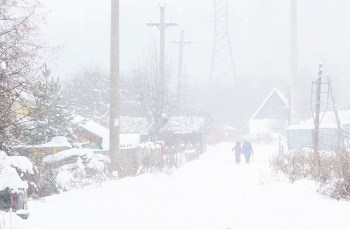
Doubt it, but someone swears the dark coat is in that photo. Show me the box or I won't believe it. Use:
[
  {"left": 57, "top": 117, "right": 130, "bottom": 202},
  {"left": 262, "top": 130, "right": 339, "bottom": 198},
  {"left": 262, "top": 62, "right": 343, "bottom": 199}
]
[
  {"left": 242, "top": 141, "right": 254, "bottom": 156},
  {"left": 232, "top": 142, "right": 242, "bottom": 162}
]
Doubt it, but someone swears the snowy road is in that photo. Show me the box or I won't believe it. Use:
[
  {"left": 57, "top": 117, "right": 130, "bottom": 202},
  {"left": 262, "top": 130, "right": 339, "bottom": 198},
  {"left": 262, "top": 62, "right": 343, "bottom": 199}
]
[{"left": 5, "top": 142, "right": 350, "bottom": 229}]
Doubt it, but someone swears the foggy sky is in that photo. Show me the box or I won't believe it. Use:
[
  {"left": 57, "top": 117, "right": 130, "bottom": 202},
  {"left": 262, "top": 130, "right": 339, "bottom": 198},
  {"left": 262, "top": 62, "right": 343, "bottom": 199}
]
[{"left": 40, "top": 0, "right": 350, "bottom": 108}]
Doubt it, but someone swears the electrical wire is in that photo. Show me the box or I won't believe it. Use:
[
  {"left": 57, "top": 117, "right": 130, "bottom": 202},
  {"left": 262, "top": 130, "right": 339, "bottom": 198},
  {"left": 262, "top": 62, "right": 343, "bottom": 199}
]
[{"left": 138, "top": 0, "right": 149, "bottom": 21}]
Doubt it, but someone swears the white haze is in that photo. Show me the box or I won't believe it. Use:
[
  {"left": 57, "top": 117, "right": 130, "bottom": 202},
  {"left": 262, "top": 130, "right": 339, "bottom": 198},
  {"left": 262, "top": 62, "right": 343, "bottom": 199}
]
[{"left": 40, "top": 0, "right": 350, "bottom": 108}]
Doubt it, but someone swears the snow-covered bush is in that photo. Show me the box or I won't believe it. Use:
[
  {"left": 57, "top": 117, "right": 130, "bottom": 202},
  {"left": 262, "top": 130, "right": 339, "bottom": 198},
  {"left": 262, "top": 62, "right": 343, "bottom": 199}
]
[
  {"left": 117, "top": 142, "right": 163, "bottom": 177},
  {"left": 270, "top": 148, "right": 350, "bottom": 200},
  {"left": 137, "top": 142, "right": 163, "bottom": 175},
  {"left": 28, "top": 148, "right": 110, "bottom": 197},
  {"left": 270, "top": 148, "right": 312, "bottom": 183}
]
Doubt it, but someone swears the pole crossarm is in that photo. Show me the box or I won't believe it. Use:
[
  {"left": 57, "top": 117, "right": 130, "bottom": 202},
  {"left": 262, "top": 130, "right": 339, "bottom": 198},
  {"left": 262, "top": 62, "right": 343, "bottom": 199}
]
[
  {"left": 147, "top": 22, "right": 178, "bottom": 29},
  {"left": 147, "top": 5, "right": 178, "bottom": 110},
  {"left": 171, "top": 40, "right": 193, "bottom": 45},
  {"left": 171, "top": 28, "right": 193, "bottom": 103}
]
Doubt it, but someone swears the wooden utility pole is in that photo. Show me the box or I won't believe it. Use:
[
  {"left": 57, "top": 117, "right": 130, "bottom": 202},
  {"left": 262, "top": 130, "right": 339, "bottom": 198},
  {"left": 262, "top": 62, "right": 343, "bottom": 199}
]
[
  {"left": 290, "top": 0, "right": 299, "bottom": 124},
  {"left": 182, "top": 64, "right": 191, "bottom": 90},
  {"left": 172, "top": 28, "right": 193, "bottom": 102},
  {"left": 109, "top": 0, "right": 120, "bottom": 175},
  {"left": 147, "top": 5, "right": 178, "bottom": 103},
  {"left": 326, "top": 74, "right": 345, "bottom": 150},
  {"left": 313, "top": 64, "right": 322, "bottom": 153}
]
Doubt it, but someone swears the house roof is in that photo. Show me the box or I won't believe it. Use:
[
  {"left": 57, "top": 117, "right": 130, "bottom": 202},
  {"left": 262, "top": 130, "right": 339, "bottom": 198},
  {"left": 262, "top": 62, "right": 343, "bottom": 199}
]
[
  {"left": 248, "top": 88, "right": 289, "bottom": 125},
  {"left": 305, "top": 109, "right": 350, "bottom": 126},
  {"left": 72, "top": 115, "right": 143, "bottom": 150},
  {"left": 120, "top": 116, "right": 205, "bottom": 134},
  {"left": 24, "top": 136, "right": 72, "bottom": 150},
  {"left": 71, "top": 115, "right": 206, "bottom": 150},
  {"left": 162, "top": 116, "right": 206, "bottom": 133},
  {"left": 72, "top": 115, "right": 110, "bottom": 150}
]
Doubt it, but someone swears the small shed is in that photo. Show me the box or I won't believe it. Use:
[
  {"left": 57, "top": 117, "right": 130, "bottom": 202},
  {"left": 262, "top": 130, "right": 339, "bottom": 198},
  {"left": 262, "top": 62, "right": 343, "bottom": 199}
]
[
  {"left": 288, "top": 110, "right": 350, "bottom": 150},
  {"left": 71, "top": 115, "right": 143, "bottom": 153},
  {"left": 71, "top": 115, "right": 109, "bottom": 151}
]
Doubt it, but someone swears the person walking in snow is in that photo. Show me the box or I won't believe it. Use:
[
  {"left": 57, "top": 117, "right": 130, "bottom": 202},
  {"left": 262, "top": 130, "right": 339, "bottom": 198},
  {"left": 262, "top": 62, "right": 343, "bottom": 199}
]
[
  {"left": 232, "top": 141, "right": 242, "bottom": 165},
  {"left": 242, "top": 140, "right": 254, "bottom": 164}
]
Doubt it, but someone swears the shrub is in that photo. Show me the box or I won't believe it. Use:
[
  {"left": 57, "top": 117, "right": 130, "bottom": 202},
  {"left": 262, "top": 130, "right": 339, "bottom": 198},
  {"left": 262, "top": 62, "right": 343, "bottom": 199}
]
[{"left": 270, "top": 148, "right": 350, "bottom": 200}]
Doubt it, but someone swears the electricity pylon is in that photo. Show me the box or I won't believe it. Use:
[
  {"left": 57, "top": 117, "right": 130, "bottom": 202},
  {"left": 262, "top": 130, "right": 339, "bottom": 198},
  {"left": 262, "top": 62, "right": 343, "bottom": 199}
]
[
  {"left": 202, "top": 0, "right": 239, "bottom": 127},
  {"left": 209, "top": 0, "right": 236, "bottom": 83}
]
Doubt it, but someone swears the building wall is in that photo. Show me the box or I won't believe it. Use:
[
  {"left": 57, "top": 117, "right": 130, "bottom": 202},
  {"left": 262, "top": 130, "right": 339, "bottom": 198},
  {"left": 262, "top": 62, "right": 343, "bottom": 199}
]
[{"left": 73, "top": 129, "right": 103, "bottom": 150}]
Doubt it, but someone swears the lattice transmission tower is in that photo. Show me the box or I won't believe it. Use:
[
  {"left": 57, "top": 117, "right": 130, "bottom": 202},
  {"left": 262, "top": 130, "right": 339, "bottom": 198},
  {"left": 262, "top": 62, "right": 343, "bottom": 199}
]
[{"left": 210, "top": 0, "right": 236, "bottom": 83}]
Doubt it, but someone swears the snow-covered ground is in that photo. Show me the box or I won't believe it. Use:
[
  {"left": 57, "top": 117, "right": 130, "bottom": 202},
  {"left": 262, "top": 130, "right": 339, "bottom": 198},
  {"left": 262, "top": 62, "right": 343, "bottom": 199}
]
[{"left": 3, "top": 142, "right": 350, "bottom": 229}]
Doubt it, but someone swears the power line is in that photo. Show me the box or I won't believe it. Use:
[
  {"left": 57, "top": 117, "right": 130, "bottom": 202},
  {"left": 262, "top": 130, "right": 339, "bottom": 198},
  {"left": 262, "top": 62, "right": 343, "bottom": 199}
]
[{"left": 138, "top": 0, "right": 149, "bottom": 21}]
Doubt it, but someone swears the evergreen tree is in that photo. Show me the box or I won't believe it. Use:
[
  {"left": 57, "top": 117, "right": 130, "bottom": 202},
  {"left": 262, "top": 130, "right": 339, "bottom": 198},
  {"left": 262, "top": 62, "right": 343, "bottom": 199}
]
[{"left": 25, "top": 66, "right": 74, "bottom": 145}]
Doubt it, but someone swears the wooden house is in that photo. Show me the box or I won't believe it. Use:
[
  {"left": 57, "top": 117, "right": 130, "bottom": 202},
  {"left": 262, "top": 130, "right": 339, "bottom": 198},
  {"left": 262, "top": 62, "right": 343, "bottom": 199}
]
[{"left": 248, "top": 88, "right": 289, "bottom": 140}]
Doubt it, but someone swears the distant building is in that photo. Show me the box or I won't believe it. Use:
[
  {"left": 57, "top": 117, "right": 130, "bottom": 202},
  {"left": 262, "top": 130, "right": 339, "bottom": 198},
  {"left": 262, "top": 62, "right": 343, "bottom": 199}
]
[
  {"left": 288, "top": 110, "right": 350, "bottom": 150},
  {"left": 24, "top": 136, "right": 72, "bottom": 163},
  {"left": 71, "top": 115, "right": 110, "bottom": 151},
  {"left": 71, "top": 115, "right": 142, "bottom": 153},
  {"left": 248, "top": 88, "right": 289, "bottom": 141},
  {"left": 70, "top": 115, "right": 207, "bottom": 175}
]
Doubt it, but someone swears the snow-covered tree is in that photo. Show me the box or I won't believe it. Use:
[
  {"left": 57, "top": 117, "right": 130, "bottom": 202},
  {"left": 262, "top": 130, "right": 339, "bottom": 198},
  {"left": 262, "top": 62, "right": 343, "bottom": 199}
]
[
  {"left": 61, "top": 65, "right": 109, "bottom": 127},
  {"left": 24, "top": 66, "right": 74, "bottom": 145}
]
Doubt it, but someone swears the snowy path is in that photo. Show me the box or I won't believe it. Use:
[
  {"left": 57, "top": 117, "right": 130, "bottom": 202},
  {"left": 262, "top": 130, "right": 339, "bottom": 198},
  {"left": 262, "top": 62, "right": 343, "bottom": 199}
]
[{"left": 6, "top": 142, "right": 350, "bottom": 229}]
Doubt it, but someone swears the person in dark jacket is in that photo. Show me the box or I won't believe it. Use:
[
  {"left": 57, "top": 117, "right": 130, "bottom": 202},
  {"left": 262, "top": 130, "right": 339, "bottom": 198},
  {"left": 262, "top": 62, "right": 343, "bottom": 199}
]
[
  {"left": 232, "top": 141, "right": 242, "bottom": 165},
  {"left": 242, "top": 140, "right": 254, "bottom": 164}
]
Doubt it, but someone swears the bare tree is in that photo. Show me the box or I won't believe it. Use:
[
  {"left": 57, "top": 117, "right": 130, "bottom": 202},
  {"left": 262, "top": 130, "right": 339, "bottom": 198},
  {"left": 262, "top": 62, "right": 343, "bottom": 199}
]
[
  {"left": 0, "top": 0, "right": 59, "bottom": 152},
  {"left": 61, "top": 65, "right": 110, "bottom": 127},
  {"left": 125, "top": 41, "right": 176, "bottom": 138}
]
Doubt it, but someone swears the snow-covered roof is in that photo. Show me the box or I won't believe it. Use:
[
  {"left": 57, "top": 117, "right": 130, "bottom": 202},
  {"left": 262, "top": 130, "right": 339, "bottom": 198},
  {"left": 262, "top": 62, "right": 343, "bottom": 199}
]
[
  {"left": 25, "top": 136, "right": 72, "bottom": 149},
  {"left": 120, "top": 133, "right": 140, "bottom": 149},
  {"left": 0, "top": 151, "right": 32, "bottom": 191},
  {"left": 120, "top": 116, "right": 148, "bottom": 134},
  {"left": 305, "top": 110, "right": 350, "bottom": 126},
  {"left": 120, "top": 116, "right": 205, "bottom": 134},
  {"left": 287, "top": 110, "right": 350, "bottom": 131},
  {"left": 287, "top": 123, "right": 338, "bottom": 130},
  {"left": 42, "top": 148, "right": 85, "bottom": 164},
  {"left": 72, "top": 115, "right": 144, "bottom": 150},
  {"left": 248, "top": 88, "right": 289, "bottom": 125},
  {"left": 72, "top": 115, "right": 110, "bottom": 150},
  {"left": 71, "top": 115, "right": 205, "bottom": 150},
  {"left": 162, "top": 116, "right": 205, "bottom": 133}
]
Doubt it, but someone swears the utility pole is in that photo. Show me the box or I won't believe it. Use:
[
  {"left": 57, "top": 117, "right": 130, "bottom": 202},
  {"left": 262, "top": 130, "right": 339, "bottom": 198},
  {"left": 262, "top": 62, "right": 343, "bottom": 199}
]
[
  {"left": 147, "top": 5, "right": 178, "bottom": 103},
  {"left": 326, "top": 74, "right": 345, "bottom": 150},
  {"left": 182, "top": 64, "right": 191, "bottom": 90},
  {"left": 172, "top": 28, "right": 193, "bottom": 103},
  {"left": 290, "top": 0, "right": 299, "bottom": 124},
  {"left": 313, "top": 64, "right": 322, "bottom": 154},
  {"left": 109, "top": 0, "right": 120, "bottom": 175}
]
